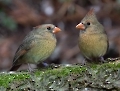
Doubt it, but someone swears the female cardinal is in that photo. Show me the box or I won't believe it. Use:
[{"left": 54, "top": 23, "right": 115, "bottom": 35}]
[
  {"left": 10, "top": 24, "right": 61, "bottom": 71},
  {"left": 76, "top": 9, "right": 108, "bottom": 62}
]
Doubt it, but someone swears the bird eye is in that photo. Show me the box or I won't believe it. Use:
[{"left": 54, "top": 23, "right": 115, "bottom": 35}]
[
  {"left": 47, "top": 26, "right": 51, "bottom": 30},
  {"left": 87, "top": 22, "right": 90, "bottom": 25}
]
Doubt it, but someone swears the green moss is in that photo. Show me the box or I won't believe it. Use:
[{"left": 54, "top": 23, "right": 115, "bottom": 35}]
[
  {"left": 39, "top": 65, "right": 86, "bottom": 77},
  {"left": 0, "top": 72, "right": 30, "bottom": 87},
  {"left": 0, "top": 61, "right": 120, "bottom": 90}
]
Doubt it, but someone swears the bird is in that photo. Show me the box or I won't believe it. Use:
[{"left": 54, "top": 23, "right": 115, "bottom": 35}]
[
  {"left": 10, "top": 24, "right": 61, "bottom": 71},
  {"left": 76, "top": 9, "right": 108, "bottom": 62}
]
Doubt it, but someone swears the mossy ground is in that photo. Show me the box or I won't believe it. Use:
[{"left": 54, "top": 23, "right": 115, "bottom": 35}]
[{"left": 0, "top": 60, "right": 120, "bottom": 91}]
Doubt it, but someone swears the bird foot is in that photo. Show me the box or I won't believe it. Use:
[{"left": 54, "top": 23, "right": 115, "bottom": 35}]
[
  {"left": 42, "top": 62, "right": 49, "bottom": 67},
  {"left": 27, "top": 64, "right": 35, "bottom": 72},
  {"left": 106, "top": 57, "right": 120, "bottom": 62}
]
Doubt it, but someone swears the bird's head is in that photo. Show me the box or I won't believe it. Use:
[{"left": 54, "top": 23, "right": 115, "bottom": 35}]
[
  {"left": 34, "top": 24, "right": 61, "bottom": 34},
  {"left": 76, "top": 9, "right": 104, "bottom": 34}
]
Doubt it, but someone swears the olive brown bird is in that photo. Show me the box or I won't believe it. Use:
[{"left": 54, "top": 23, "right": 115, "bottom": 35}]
[
  {"left": 10, "top": 24, "right": 61, "bottom": 71},
  {"left": 76, "top": 9, "right": 108, "bottom": 62}
]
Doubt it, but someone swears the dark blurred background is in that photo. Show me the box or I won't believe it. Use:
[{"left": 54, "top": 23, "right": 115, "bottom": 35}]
[{"left": 0, "top": 0, "right": 120, "bottom": 71}]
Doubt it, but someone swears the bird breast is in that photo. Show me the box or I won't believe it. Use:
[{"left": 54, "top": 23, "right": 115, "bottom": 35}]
[
  {"left": 23, "top": 33, "right": 56, "bottom": 64},
  {"left": 78, "top": 33, "right": 108, "bottom": 59}
]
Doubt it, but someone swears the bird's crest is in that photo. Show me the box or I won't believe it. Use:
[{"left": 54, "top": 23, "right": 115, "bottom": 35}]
[
  {"left": 83, "top": 8, "right": 97, "bottom": 21},
  {"left": 87, "top": 8, "right": 95, "bottom": 16},
  {"left": 33, "top": 25, "right": 40, "bottom": 29}
]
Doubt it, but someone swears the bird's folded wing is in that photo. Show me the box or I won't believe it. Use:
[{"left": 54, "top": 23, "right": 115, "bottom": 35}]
[{"left": 12, "top": 37, "right": 36, "bottom": 64}]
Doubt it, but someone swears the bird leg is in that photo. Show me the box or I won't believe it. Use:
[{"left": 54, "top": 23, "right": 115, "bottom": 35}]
[
  {"left": 99, "top": 57, "right": 105, "bottom": 62},
  {"left": 42, "top": 62, "right": 49, "bottom": 67},
  {"left": 27, "top": 63, "right": 34, "bottom": 72}
]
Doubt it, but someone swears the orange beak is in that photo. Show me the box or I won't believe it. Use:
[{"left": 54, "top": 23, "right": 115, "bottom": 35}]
[
  {"left": 53, "top": 27, "right": 61, "bottom": 34},
  {"left": 76, "top": 23, "right": 85, "bottom": 30}
]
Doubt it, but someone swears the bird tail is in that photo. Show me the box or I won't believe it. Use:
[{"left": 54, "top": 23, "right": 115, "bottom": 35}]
[{"left": 9, "top": 65, "right": 21, "bottom": 71}]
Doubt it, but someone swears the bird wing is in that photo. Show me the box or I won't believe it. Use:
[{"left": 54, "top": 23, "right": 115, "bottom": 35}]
[{"left": 13, "top": 36, "right": 35, "bottom": 65}]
